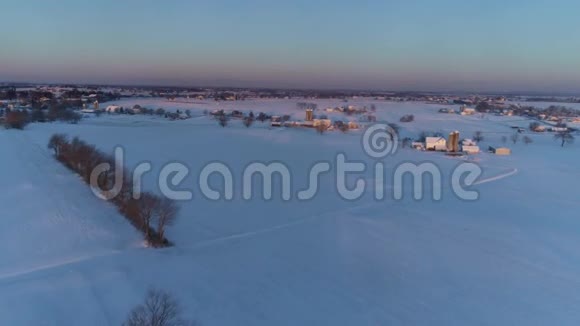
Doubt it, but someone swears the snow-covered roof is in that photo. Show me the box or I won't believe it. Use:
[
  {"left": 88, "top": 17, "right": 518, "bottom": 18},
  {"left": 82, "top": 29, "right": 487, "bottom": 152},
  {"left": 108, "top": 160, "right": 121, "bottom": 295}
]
[{"left": 426, "top": 137, "right": 446, "bottom": 143}]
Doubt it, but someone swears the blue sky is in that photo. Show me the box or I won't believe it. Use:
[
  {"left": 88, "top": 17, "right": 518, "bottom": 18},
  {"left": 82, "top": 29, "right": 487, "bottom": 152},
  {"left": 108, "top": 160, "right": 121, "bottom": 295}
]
[{"left": 1, "top": 0, "right": 579, "bottom": 92}]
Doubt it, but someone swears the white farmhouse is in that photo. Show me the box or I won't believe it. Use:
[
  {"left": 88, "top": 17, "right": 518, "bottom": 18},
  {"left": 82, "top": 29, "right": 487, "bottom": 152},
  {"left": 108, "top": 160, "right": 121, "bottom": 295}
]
[{"left": 425, "top": 137, "right": 447, "bottom": 151}]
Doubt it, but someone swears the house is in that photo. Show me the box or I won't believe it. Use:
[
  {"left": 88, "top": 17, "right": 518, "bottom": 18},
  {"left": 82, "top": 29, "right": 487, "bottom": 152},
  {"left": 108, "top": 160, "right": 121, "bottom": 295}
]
[
  {"left": 106, "top": 105, "right": 122, "bottom": 113},
  {"left": 425, "top": 137, "right": 447, "bottom": 151},
  {"left": 489, "top": 146, "right": 511, "bottom": 155},
  {"left": 313, "top": 119, "right": 332, "bottom": 128},
  {"left": 532, "top": 125, "right": 546, "bottom": 132},
  {"left": 347, "top": 121, "right": 359, "bottom": 130},
  {"left": 271, "top": 116, "right": 282, "bottom": 127},
  {"left": 460, "top": 107, "right": 476, "bottom": 115}
]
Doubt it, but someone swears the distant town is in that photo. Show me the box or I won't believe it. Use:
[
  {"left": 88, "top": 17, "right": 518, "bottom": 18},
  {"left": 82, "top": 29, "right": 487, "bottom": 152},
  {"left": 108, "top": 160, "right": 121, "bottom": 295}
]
[{"left": 1, "top": 84, "right": 578, "bottom": 151}]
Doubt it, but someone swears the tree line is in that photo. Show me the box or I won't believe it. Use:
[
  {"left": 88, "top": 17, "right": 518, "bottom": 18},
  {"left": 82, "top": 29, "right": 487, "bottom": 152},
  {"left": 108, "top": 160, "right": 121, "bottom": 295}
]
[
  {"left": 48, "top": 134, "right": 178, "bottom": 247},
  {"left": 2, "top": 104, "right": 83, "bottom": 130}
]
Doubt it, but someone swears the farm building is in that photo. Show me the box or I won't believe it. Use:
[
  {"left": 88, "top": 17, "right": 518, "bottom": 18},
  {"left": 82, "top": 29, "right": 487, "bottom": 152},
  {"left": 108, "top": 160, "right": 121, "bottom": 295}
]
[
  {"left": 412, "top": 142, "right": 425, "bottom": 150},
  {"left": 462, "top": 139, "right": 477, "bottom": 146},
  {"left": 271, "top": 116, "right": 282, "bottom": 127},
  {"left": 460, "top": 107, "right": 476, "bottom": 115},
  {"left": 461, "top": 138, "right": 480, "bottom": 153},
  {"left": 489, "top": 146, "right": 511, "bottom": 155},
  {"left": 106, "top": 105, "right": 122, "bottom": 113},
  {"left": 462, "top": 145, "right": 480, "bottom": 154},
  {"left": 313, "top": 119, "right": 332, "bottom": 128},
  {"left": 305, "top": 109, "right": 314, "bottom": 121},
  {"left": 532, "top": 125, "right": 546, "bottom": 132},
  {"left": 347, "top": 121, "right": 359, "bottom": 130},
  {"left": 425, "top": 137, "right": 447, "bottom": 151},
  {"left": 447, "top": 131, "right": 460, "bottom": 152}
]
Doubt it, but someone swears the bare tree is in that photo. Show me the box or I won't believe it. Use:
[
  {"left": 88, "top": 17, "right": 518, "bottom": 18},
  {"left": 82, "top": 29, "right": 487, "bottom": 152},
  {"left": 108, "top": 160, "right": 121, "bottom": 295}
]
[
  {"left": 124, "top": 289, "right": 195, "bottom": 326},
  {"left": 4, "top": 110, "right": 29, "bottom": 129},
  {"left": 48, "top": 133, "right": 68, "bottom": 157},
  {"left": 316, "top": 123, "right": 328, "bottom": 134},
  {"left": 243, "top": 116, "right": 254, "bottom": 128},
  {"left": 218, "top": 115, "right": 228, "bottom": 127},
  {"left": 155, "top": 198, "right": 179, "bottom": 242},
  {"left": 510, "top": 132, "right": 519, "bottom": 144},
  {"left": 387, "top": 123, "right": 400, "bottom": 142},
  {"left": 401, "top": 137, "right": 412, "bottom": 148},
  {"left": 137, "top": 192, "right": 161, "bottom": 242},
  {"left": 554, "top": 131, "right": 575, "bottom": 147},
  {"left": 473, "top": 131, "right": 484, "bottom": 142},
  {"left": 523, "top": 135, "right": 533, "bottom": 145}
]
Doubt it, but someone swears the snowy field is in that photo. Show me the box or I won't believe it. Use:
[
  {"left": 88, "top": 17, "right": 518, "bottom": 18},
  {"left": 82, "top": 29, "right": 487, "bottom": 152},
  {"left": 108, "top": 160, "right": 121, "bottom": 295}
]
[{"left": 1, "top": 98, "right": 580, "bottom": 325}]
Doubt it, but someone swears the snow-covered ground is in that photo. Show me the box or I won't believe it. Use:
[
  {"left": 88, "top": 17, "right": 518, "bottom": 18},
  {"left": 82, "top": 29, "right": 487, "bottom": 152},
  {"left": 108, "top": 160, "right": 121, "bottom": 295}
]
[{"left": 1, "top": 98, "right": 579, "bottom": 325}]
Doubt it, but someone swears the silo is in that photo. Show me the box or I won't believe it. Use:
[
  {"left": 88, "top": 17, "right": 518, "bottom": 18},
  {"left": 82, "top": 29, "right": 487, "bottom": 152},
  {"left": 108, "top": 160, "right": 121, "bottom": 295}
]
[
  {"left": 448, "top": 131, "right": 459, "bottom": 152},
  {"left": 306, "top": 109, "right": 313, "bottom": 121}
]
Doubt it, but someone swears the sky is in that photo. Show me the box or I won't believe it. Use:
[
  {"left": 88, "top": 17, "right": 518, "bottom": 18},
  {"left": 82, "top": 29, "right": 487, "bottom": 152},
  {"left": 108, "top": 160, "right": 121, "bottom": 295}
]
[{"left": 1, "top": 0, "right": 580, "bottom": 92}]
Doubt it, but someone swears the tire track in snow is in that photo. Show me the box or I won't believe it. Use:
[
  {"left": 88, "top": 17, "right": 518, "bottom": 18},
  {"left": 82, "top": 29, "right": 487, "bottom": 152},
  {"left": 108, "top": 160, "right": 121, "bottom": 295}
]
[
  {"left": 0, "top": 250, "right": 124, "bottom": 283},
  {"left": 189, "top": 217, "right": 316, "bottom": 250},
  {"left": 186, "top": 201, "right": 392, "bottom": 251},
  {"left": 473, "top": 168, "right": 518, "bottom": 186}
]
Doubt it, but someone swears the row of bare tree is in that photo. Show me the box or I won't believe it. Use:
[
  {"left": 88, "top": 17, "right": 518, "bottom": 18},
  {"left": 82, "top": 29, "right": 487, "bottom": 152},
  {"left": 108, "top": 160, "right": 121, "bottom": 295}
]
[{"left": 48, "top": 134, "right": 178, "bottom": 247}]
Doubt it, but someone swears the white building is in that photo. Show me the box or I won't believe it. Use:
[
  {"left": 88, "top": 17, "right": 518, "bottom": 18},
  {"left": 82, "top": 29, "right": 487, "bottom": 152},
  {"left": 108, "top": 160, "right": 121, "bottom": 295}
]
[
  {"left": 425, "top": 137, "right": 447, "bottom": 151},
  {"left": 412, "top": 142, "right": 425, "bottom": 150},
  {"left": 460, "top": 107, "right": 476, "bottom": 115},
  {"left": 462, "top": 139, "right": 477, "bottom": 146},
  {"left": 462, "top": 145, "right": 480, "bottom": 154},
  {"left": 106, "top": 105, "right": 122, "bottom": 113},
  {"left": 347, "top": 121, "right": 359, "bottom": 130},
  {"left": 313, "top": 119, "right": 332, "bottom": 128},
  {"left": 271, "top": 116, "right": 282, "bottom": 127}
]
